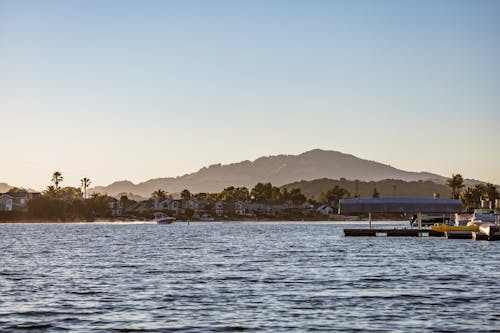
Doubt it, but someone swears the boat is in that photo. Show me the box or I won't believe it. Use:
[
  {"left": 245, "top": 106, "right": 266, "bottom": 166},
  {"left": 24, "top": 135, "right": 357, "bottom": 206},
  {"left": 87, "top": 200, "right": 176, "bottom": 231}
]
[
  {"left": 410, "top": 214, "right": 450, "bottom": 227},
  {"left": 478, "top": 223, "right": 500, "bottom": 237},
  {"left": 431, "top": 224, "right": 479, "bottom": 233},
  {"left": 154, "top": 212, "right": 176, "bottom": 224},
  {"left": 454, "top": 213, "right": 472, "bottom": 226},
  {"left": 470, "top": 208, "right": 496, "bottom": 223},
  {"left": 453, "top": 208, "right": 496, "bottom": 227}
]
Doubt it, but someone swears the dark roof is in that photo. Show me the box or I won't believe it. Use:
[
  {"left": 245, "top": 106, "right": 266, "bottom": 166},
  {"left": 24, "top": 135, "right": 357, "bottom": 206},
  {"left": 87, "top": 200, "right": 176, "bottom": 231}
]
[
  {"left": 1, "top": 191, "right": 29, "bottom": 198},
  {"left": 339, "top": 198, "right": 463, "bottom": 214}
]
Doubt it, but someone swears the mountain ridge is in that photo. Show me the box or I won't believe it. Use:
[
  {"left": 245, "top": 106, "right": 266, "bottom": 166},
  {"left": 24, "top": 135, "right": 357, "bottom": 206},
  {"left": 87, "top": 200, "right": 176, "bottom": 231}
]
[{"left": 90, "top": 149, "right": 458, "bottom": 197}]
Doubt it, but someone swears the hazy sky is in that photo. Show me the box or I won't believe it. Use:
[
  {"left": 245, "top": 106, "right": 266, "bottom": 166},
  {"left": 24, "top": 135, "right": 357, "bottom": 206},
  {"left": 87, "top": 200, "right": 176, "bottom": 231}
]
[{"left": 1, "top": 0, "right": 499, "bottom": 191}]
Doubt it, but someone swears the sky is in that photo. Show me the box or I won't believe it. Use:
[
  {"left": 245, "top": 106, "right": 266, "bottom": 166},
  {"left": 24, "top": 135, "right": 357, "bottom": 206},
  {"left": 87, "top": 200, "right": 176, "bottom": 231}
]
[{"left": 1, "top": 0, "right": 499, "bottom": 191}]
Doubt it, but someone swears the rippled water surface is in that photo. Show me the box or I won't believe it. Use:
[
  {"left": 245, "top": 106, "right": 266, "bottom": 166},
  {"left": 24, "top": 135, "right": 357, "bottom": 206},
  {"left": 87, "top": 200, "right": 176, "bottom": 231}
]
[{"left": 1, "top": 222, "right": 499, "bottom": 332}]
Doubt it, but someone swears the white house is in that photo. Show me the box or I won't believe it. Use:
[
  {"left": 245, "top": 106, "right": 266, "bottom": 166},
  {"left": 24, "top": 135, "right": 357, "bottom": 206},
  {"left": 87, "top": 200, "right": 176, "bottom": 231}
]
[
  {"left": 215, "top": 200, "right": 224, "bottom": 216},
  {"left": 316, "top": 204, "right": 334, "bottom": 216},
  {"left": 109, "top": 198, "right": 124, "bottom": 216},
  {"left": 233, "top": 201, "right": 246, "bottom": 215}
]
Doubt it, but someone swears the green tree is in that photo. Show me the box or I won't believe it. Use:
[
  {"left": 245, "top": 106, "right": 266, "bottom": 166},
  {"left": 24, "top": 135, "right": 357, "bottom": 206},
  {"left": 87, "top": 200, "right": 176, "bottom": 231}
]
[
  {"left": 219, "top": 186, "right": 250, "bottom": 201},
  {"left": 485, "top": 183, "right": 499, "bottom": 208},
  {"left": 28, "top": 196, "right": 67, "bottom": 219},
  {"left": 44, "top": 185, "right": 59, "bottom": 198},
  {"left": 460, "top": 184, "right": 486, "bottom": 210},
  {"left": 52, "top": 171, "right": 64, "bottom": 190},
  {"left": 446, "top": 174, "right": 464, "bottom": 199},
  {"left": 181, "top": 189, "right": 192, "bottom": 201},
  {"left": 81, "top": 177, "right": 91, "bottom": 199},
  {"left": 288, "top": 188, "right": 306, "bottom": 205},
  {"left": 271, "top": 187, "right": 282, "bottom": 201},
  {"left": 320, "top": 185, "right": 350, "bottom": 209},
  {"left": 86, "top": 193, "right": 112, "bottom": 217},
  {"left": 119, "top": 195, "right": 135, "bottom": 210},
  {"left": 251, "top": 183, "right": 274, "bottom": 202},
  {"left": 234, "top": 187, "right": 250, "bottom": 201},
  {"left": 219, "top": 186, "right": 235, "bottom": 201},
  {"left": 151, "top": 189, "right": 168, "bottom": 201},
  {"left": 194, "top": 192, "right": 210, "bottom": 200},
  {"left": 59, "top": 186, "right": 83, "bottom": 201}
]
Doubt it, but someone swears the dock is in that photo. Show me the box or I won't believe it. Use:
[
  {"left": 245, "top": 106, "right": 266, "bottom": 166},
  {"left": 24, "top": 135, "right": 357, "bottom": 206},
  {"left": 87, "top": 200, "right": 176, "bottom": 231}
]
[
  {"left": 343, "top": 228, "right": 499, "bottom": 241},
  {"left": 340, "top": 198, "right": 499, "bottom": 241},
  {"left": 344, "top": 228, "right": 445, "bottom": 237}
]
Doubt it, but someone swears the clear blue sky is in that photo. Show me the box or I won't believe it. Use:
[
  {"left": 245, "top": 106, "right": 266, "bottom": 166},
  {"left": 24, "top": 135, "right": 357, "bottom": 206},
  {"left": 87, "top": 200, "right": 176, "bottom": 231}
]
[{"left": 1, "top": 0, "right": 499, "bottom": 190}]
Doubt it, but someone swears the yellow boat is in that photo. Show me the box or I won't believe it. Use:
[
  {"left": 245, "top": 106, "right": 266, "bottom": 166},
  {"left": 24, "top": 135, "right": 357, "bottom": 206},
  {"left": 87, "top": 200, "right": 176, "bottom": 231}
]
[{"left": 431, "top": 224, "right": 479, "bottom": 233}]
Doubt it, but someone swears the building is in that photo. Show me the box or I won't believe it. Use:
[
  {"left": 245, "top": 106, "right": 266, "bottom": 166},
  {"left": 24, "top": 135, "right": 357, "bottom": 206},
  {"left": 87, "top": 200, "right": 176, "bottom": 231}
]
[
  {"left": 215, "top": 200, "right": 224, "bottom": 216},
  {"left": 316, "top": 204, "right": 334, "bottom": 216},
  {"left": 0, "top": 191, "right": 40, "bottom": 212}
]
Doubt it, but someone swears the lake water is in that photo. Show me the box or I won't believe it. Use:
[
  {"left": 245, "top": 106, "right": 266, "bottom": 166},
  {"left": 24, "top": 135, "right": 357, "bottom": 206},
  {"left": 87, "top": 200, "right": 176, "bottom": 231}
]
[{"left": 1, "top": 222, "right": 499, "bottom": 332}]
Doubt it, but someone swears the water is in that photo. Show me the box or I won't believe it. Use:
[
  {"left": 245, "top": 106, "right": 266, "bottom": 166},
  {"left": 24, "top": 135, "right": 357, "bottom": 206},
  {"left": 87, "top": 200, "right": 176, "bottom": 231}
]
[{"left": 1, "top": 222, "right": 499, "bottom": 332}]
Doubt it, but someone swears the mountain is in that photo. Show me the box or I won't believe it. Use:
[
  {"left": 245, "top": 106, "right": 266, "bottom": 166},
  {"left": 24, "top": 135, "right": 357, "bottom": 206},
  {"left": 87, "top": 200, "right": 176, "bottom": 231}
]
[
  {"left": 0, "top": 183, "right": 38, "bottom": 193},
  {"left": 91, "top": 149, "right": 454, "bottom": 197},
  {"left": 0, "top": 183, "right": 12, "bottom": 193}
]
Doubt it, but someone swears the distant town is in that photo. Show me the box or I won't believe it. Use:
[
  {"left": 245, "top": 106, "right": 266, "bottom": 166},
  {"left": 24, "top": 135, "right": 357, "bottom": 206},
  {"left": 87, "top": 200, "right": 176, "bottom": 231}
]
[{"left": 0, "top": 172, "right": 498, "bottom": 222}]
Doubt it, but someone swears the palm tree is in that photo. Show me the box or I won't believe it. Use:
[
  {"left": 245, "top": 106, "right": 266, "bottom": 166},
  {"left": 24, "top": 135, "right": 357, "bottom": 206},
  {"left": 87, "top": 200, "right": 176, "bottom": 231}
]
[
  {"left": 151, "top": 189, "right": 167, "bottom": 200},
  {"left": 81, "top": 177, "right": 91, "bottom": 199},
  {"left": 485, "top": 183, "right": 499, "bottom": 207},
  {"left": 181, "top": 189, "right": 192, "bottom": 201},
  {"left": 460, "top": 184, "right": 486, "bottom": 210},
  {"left": 52, "top": 171, "right": 64, "bottom": 190},
  {"left": 445, "top": 174, "right": 464, "bottom": 199},
  {"left": 44, "top": 185, "right": 58, "bottom": 198}
]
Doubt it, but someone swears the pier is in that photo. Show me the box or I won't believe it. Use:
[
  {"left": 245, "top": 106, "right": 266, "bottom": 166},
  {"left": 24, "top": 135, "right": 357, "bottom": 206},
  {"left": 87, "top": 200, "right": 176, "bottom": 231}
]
[{"left": 340, "top": 198, "right": 500, "bottom": 241}]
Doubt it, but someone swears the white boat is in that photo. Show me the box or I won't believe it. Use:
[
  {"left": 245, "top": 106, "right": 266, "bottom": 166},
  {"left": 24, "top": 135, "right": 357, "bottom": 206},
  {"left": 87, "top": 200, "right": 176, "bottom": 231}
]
[
  {"left": 154, "top": 212, "right": 176, "bottom": 224},
  {"left": 455, "top": 200, "right": 498, "bottom": 226},
  {"left": 470, "top": 208, "right": 496, "bottom": 224},
  {"left": 454, "top": 213, "right": 473, "bottom": 226}
]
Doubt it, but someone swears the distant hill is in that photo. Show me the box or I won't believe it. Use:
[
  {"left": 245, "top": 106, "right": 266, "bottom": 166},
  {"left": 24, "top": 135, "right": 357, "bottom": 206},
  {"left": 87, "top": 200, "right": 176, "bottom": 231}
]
[
  {"left": 91, "top": 149, "right": 461, "bottom": 197},
  {"left": 0, "top": 182, "right": 12, "bottom": 193},
  {"left": 0, "top": 182, "right": 38, "bottom": 193},
  {"left": 281, "top": 178, "right": 452, "bottom": 200}
]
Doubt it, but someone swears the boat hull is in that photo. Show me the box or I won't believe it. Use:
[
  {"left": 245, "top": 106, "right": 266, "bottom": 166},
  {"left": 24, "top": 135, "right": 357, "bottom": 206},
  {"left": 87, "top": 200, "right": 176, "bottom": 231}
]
[
  {"left": 431, "top": 224, "right": 479, "bottom": 233},
  {"left": 157, "top": 220, "right": 175, "bottom": 224}
]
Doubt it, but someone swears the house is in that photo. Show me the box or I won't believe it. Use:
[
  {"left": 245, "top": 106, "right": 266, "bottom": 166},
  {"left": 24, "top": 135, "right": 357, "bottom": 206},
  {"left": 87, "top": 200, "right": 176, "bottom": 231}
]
[
  {"left": 109, "top": 198, "right": 124, "bottom": 216},
  {"left": 167, "top": 200, "right": 181, "bottom": 215},
  {"left": 126, "top": 200, "right": 154, "bottom": 214},
  {"left": 246, "top": 202, "right": 272, "bottom": 215},
  {"left": 317, "top": 204, "right": 334, "bottom": 216},
  {"left": 0, "top": 194, "right": 14, "bottom": 211},
  {"left": 215, "top": 200, "right": 224, "bottom": 216},
  {"left": 185, "top": 199, "right": 213, "bottom": 213},
  {"left": 233, "top": 201, "right": 246, "bottom": 215},
  {"left": 0, "top": 191, "right": 40, "bottom": 212},
  {"left": 151, "top": 198, "right": 183, "bottom": 215}
]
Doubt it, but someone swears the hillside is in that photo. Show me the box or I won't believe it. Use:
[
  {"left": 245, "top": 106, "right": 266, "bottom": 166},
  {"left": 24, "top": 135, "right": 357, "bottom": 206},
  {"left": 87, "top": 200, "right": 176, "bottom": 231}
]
[
  {"left": 91, "top": 149, "right": 451, "bottom": 197},
  {"left": 281, "top": 178, "right": 452, "bottom": 200},
  {"left": 0, "top": 183, "right": 12, "bottom": 193}
]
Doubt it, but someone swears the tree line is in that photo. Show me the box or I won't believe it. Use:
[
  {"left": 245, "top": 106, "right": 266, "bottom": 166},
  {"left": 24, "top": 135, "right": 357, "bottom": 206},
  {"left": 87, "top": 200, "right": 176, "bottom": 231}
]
[
  {"left": 445, "top": 174, "right": 498, "bottom": 210},
  {"left": 4, "top": 171, "right": 497, "bottom": 221},
  {"left": 24, "top": 172, "right": 114, "bottom": 220}
]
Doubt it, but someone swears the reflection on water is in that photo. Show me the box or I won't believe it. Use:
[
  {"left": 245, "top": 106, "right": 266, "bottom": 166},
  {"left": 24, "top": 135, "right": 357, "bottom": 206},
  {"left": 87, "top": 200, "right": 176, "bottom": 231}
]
[{"left": 0, "top": 222, "right": 499, "bottom": 332}]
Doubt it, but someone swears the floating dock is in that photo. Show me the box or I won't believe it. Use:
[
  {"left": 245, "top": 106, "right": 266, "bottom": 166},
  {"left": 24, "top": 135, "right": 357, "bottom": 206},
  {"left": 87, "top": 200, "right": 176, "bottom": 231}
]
[
  {"left": 343, "top": 228, "right": 444, "bottom": 237},
  {"left": 340, "top": 198, "right": 499, "bottom": 241},
  {"left": 343, "top": 228, "right": 498, "bottom": 241}
]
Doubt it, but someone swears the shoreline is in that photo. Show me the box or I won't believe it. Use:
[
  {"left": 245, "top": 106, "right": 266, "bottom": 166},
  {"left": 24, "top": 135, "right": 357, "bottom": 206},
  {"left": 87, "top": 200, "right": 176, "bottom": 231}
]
[{"left": 0, "top": 219, "right": 409, "bottom": 224}]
